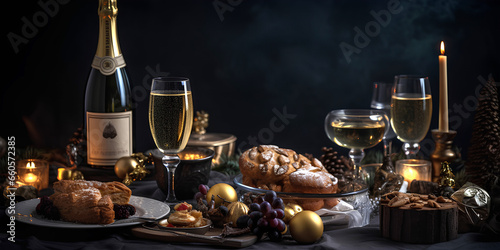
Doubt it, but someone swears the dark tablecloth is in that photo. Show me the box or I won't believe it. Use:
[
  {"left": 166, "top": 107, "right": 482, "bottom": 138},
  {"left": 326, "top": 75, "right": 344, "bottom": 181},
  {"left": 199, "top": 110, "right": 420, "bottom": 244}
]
[{"left": 1, "top": 171, "right": 499, "bottom": 249}]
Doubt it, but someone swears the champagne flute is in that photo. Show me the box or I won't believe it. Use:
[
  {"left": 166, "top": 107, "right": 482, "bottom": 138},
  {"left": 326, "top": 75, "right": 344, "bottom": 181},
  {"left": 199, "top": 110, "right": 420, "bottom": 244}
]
[
  {"left": 149, "top": 77, "right": 194, "bottom": 205},
  {"left": 371, "top": 82, "right": 396, "bottom": 156},
  {"left": 325, "top": 109, "right": 389, "bottom": 184},
  {"left": 391, "top": 75, "right": 432, "bottom": 158}
]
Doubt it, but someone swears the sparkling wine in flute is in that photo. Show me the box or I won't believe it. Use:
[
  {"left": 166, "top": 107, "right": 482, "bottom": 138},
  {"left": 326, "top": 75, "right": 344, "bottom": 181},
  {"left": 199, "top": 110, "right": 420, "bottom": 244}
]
[
  {"left": 327, "top": 121, "right": 386, "bottom": 149},
  {"left": 391, "top": 93, "right": 432, "bottom": 143},
  {"left": 149, "top": 91, "right": 193, "bottom": 154}
]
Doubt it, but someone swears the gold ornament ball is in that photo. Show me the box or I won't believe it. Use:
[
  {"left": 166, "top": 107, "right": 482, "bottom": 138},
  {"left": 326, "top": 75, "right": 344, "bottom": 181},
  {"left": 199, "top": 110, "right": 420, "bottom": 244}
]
[
  {"left": 206, "top": 183, "right": 237, "bottom": 207},
  {"left": 114, "top": 156, "right": 140, "bottom": 179},
  {"left": 289, "top": 210, "right": 324, "bottom": 244},
  {"left": 225, "top": 201, "right": 250, "bottom": 227},
  {"left": 284, "top": 203, "right": 303, "bottom": 223}
]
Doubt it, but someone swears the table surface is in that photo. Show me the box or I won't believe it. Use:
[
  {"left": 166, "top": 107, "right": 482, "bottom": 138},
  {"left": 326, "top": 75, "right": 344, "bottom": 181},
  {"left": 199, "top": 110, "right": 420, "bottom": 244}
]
[{"left": 1, "top": 171, "right": 499, "bottom": 250}]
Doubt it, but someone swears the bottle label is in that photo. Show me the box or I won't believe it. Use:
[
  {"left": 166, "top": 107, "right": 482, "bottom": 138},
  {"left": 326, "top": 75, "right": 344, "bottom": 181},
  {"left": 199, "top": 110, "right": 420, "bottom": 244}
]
[
  {"left": 91, "top": 55, "right": 126, "bottom": 76},
  {"left": 86, "top": 111, "right": 132, "bottom": 166}
]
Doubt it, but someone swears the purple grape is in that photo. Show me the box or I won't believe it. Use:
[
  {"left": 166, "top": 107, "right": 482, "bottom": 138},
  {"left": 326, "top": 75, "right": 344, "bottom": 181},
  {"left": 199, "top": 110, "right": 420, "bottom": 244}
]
[
  {"left": 268, "top": 218, "right": 279, "bottom": 228},
  {"left": 252, "top": 226, "right": 264, "bottom": 239},
  {"left": 249, "top": 211, "right": 263, "bottom": 221},
  {"left": 275, "top": 208, "right": 285, "bottom": 219},
  {"left": 276, "top": 219, "right": 286, "bottom": 232},
  {"left": 260, "top": 201, "right": 272, "bottom": 214},
  {"left": 198, "top": 184, "right": 209, "bottom": 195},
  {"left": 236, "top": 215, "right": 250, "bottom": 228},
  {"left": 194, "top": 192, "right": 204, "bottom": 201},
  {"left": 264, "top": 191, "right": 277, "bottom": 203},
  {"left": 219, "top": 205, "right": 229, "bottom": 216},
  {"left": 271, "top": 197, "right": 284, "bottom": 210},
  {"left": 249, "top": 203, "right": 261, "bottom": 212},
  {"left": 268, "top": 229, "right": 282, "bottom": 242},
  {"left": 265, "top": 209, "right": 277, "bottom": 219},
  {"left": 247, "top": 218, "right": 254, "bottom": 228},
  {"left": 257, "top": 217, "right": 268, "bottom": 227}
]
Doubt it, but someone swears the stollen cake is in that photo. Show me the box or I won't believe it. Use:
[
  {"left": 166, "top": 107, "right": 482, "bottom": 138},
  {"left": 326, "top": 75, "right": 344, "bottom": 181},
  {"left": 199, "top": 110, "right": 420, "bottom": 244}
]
[
  {"left": 239, "top": 145, "right": 339, "bottom": 210},
  {"left": 50, "top": 180, "right": 132, "bottom": 224}
]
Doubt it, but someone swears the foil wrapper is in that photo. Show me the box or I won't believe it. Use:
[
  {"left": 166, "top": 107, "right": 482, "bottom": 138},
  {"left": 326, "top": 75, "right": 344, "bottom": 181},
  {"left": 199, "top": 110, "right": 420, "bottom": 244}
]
[{"left": 451, "top": 182, "right": 490, "bottom": 232}]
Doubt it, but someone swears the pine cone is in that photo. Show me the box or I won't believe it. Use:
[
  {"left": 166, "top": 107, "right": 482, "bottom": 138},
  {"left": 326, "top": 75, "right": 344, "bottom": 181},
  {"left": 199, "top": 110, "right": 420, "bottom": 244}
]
[
  {"left": 319, "top": 147, "right": 353, "bottom": 180},
  {"left": 466, "top": 75, "right": 500, "bottom": 192}
]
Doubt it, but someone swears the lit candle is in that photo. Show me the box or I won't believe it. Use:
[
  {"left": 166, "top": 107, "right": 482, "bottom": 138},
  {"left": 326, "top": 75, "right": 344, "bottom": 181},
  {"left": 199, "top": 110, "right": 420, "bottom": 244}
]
[
  {"left": 396, "top": 159, "right": 432, "bottom": 182},
  {"left": 24, "top": 161, "right": 38, "bottom": 183},
  {"left": 402, "top": 167, "right": 419, "bottom": 183},
  {"left": 24, "top": 173, "right": 38, "bottom": 183},
  {"left": 181, "top": 153, "right": 204, "bottom": 160},
  {"left": 439, "top": 41, "right": 449, "bottom": 132},
  {"left": 58, "top": 168, "right": 66, "bottom": 181}
]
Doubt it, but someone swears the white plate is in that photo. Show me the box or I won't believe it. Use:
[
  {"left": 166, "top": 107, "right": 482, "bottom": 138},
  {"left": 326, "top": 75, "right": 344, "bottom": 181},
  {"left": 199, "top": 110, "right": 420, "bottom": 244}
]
[{"left": 10, "top": 196, "right": 170, "bottom": 229}]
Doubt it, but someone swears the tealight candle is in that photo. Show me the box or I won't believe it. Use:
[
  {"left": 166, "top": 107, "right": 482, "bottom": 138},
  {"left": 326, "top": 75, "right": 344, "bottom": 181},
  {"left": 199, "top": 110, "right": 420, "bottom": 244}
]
[
  {"left": 396, "top": 159, "right": 432, "bottom": 183},
  {"left": 24, "top": 173, "right": 38, "bottom": 183},
  {"left": 17, "top": 159, "right": 49, "bottom": 190}
]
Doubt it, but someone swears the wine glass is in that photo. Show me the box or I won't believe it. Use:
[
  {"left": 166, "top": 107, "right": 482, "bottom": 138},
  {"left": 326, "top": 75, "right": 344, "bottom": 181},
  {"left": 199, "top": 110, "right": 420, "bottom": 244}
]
[
  {"left": 390, "top": 75, "right": 432, "bottom": 158},
  {"left": 149, "top": 77, "right": 194, "bottom": 205},
  {"left": 371, "top": 82, "right": 397, "bottom": 156},
  {"left": 325, "top": 109, "right": 389, "bottom": 183}
]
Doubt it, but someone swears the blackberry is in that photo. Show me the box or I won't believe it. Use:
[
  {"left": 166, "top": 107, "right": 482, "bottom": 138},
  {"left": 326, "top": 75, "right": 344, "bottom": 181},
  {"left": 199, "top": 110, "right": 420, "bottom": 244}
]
[
  {"left": 45, "top": 206, "right": 60, "bottom": 220},
  {"left": 113, "top": 204, "right": 131, "bottom": 219},
  {"left": 124, "top": 204, "right": 136, "bottom": 216}
]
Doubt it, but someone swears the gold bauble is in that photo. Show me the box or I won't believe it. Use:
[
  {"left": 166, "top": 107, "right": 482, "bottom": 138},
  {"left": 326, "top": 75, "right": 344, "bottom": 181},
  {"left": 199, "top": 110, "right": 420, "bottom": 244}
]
[
  {"left": 284, "top": 203, "right": 303, "bottom": 223},
  {"left": 114, "top": 156, "right": 140, "bottom": 179},
  {"left": 224, "top": 201, "right": 250, "bottom": 227},
  {"left": 289, "top": 210, "right": 323, "bottom": 244},
  {"left": 58, "top": 169, "right": 84, "bottom": 180},
  {"left": 206, "top": 183, "right": 237, "bottom": 207}
]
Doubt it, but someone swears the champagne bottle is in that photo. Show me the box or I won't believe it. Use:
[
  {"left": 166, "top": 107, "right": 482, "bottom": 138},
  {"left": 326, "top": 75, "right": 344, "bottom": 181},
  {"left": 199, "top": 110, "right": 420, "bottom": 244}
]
[{"left": 85, "top": 0, "right": 133, "bottom": 167}]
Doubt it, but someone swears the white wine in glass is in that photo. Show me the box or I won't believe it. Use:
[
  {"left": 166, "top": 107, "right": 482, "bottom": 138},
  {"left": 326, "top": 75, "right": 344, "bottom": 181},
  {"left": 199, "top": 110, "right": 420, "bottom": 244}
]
[
  {"left": 325, "top": 109, "right": 389, "bottom": 185},
  {"left": 149, "top": 77, "right": 193, "bottom": 205},
  {"left": 391, "top": 75, "right": 432, "bottom": 158}
]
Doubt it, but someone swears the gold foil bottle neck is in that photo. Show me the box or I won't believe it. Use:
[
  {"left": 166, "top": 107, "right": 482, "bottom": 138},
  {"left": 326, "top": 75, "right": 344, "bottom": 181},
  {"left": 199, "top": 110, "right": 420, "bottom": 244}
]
[
  {"left": 98, "top": 0, "right": 118, "bottom": 17},
  {"left": 93, "top": 0, "right": 125, "bottom": 74}
]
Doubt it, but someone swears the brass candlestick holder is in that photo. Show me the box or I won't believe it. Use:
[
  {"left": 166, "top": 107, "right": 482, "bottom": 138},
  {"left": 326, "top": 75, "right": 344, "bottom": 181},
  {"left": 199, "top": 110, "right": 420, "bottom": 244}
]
[{"left": 430, "top": 129, "right": 457, "bottom": 183}]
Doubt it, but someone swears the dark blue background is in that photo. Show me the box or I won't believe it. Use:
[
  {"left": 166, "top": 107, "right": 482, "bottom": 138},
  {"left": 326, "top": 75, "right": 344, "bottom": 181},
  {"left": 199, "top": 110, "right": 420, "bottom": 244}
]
[{"left": 2, "top": 0, "right": 499, "bottom": 160}]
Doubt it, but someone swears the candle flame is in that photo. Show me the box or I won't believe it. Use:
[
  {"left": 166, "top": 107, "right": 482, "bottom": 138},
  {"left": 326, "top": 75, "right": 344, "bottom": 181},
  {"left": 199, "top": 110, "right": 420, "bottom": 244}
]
[
  {"left": 403, "top": 167, "right": 419, "bottom": 182},
  {"left": 24, "top": 173, "right": 38, "bottom": 183},
  {"left": 181, "top": 153, "right": 204, "bottom": 160},
  {"left": 26, "top": 161, "right": 35, "bottom": 168},
  {"left": 440, "top": 41, "right": 445, "bottom": 55}
]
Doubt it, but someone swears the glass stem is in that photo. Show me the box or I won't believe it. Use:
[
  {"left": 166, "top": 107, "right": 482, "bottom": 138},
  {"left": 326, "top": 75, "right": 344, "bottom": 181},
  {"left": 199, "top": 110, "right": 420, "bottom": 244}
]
[
  {"left": 162, "top": 154, "right": 180, "bottom": 203},
  {"left": 403, "top": 142, "right": 420, "bottom": 159},
  {"left": 349, "top": 148, "right": 365, "bottom": 178},
  {"left": 383, "top": 139, "right": 392, "bottom": 156}
]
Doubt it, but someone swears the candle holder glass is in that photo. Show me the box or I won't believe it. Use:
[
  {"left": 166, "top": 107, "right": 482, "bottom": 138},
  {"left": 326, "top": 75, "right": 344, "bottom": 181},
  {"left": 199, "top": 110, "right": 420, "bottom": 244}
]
[
  {"left": 16, "top": 159, "right": 49, "bottom": 190},
  {"left": 395, "top": 159, "right": 432, "bottom": 183}
]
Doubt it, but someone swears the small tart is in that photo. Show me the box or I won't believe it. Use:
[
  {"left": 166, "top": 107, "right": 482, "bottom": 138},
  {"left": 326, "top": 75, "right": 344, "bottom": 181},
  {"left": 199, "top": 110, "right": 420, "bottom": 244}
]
[{"left": 168, "top": 211, "right": 196, "bottom": 226}]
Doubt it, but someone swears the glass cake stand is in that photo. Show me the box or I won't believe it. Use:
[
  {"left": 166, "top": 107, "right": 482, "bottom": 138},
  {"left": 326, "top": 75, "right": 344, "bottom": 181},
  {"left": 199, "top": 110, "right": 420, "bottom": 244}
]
[{"left": 233, "top": 174, "right": 372, "bottom": 229}]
